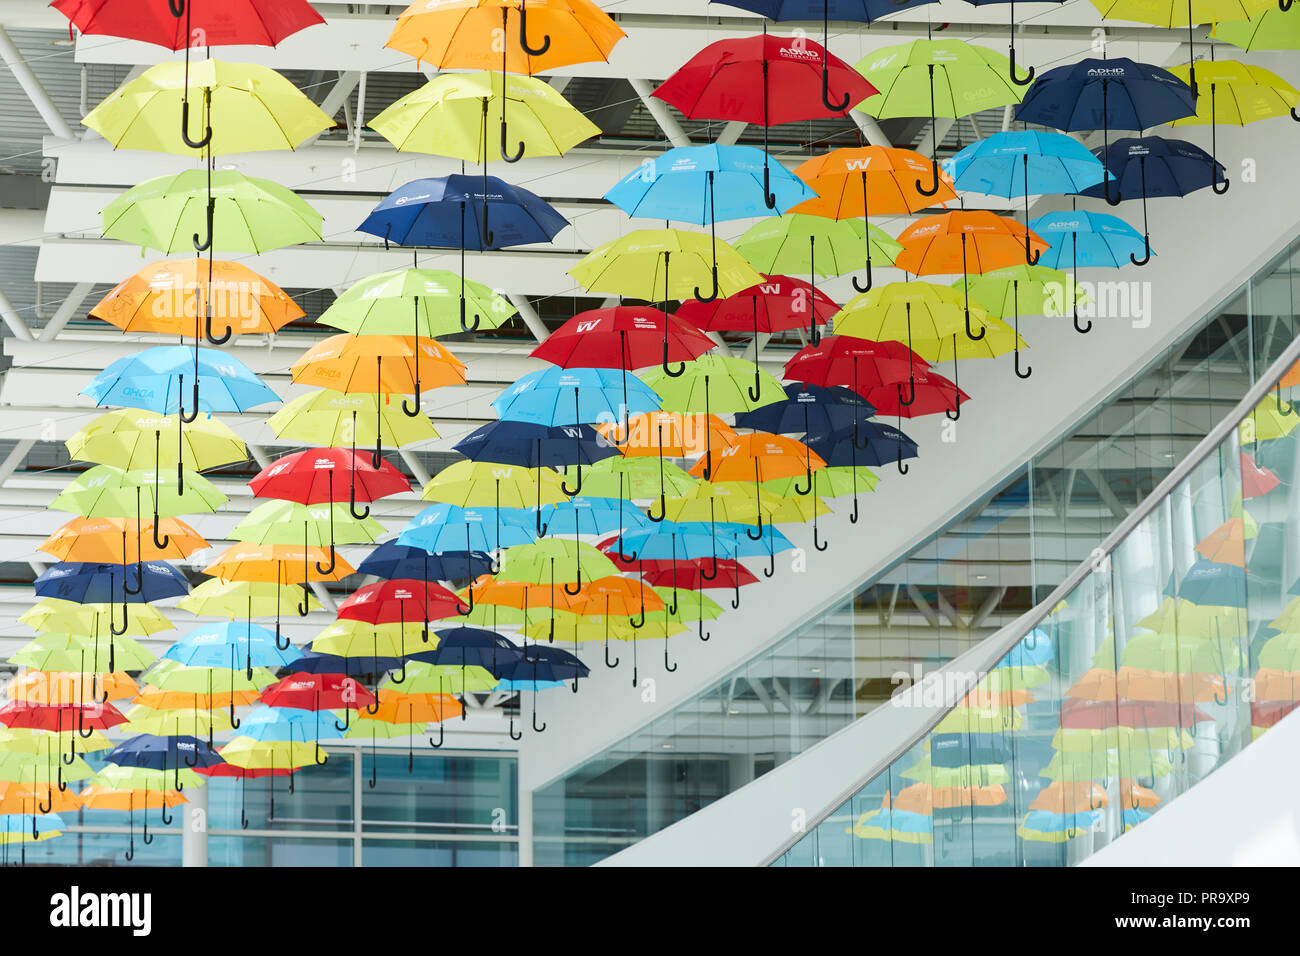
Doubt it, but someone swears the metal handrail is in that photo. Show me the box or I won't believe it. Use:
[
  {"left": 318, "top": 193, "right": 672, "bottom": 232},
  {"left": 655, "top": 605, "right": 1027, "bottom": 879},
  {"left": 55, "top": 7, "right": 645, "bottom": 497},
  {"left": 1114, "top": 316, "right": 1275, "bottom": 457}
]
[{"left": 761, "top": 326, "right": 1300, "bottom": 866}]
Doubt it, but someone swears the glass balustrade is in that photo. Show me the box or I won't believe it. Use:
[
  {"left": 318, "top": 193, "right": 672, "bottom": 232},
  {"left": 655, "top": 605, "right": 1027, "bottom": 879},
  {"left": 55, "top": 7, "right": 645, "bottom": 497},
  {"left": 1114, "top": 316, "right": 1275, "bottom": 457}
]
[{"left": 533, "top": 235, "right": 1300, "bottom": 867}]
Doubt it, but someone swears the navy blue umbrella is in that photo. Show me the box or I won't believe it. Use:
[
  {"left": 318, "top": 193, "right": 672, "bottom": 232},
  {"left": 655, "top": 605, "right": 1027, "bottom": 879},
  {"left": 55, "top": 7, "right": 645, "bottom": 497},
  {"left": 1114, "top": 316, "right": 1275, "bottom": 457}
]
[
  {"left": 496, "top": 645, "right": 591, "bottom": 736},
  {"left": 34, "top": 561, "right": 188, "bottom": 635},
  {"left": 283, "top": 647, "right": 405, "bottom": 677},
  {"left": 734, "top": 382, "right": 876, "bottom": 435},
  {"left": 961, "top": 0, "right": 1067, "bottom": 86},
  {"left": 356, "top": 542, "right": 494, "bottom": 582},
  {"left": 807, "top": 421, "right": 919, "bottom": 477},
  {"left": 1014, "top": 57, "right": 1195, "bottom": 135},
  {"left": 715, "top": 0, "right": 938, "bottom": 109},
  {"left": 358, "top": 175, "right": 569, "bottom": 251},
  {"left": 106, "top": 734, "right": 224, "bottom": 791},
  {"left": 1078, "top": 136, "right": 1224, "bottom": 264}
]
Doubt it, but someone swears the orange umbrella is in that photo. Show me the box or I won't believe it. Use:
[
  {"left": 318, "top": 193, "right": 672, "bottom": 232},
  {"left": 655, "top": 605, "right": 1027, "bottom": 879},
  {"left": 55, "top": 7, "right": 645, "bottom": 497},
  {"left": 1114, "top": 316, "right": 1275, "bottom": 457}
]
[
  {"left": 0, "top": 781, "right": 81, "bottom": 815},
  {"left": 887, "top": 782, "right": 1006, "bottom": 813},
  {"left": 573, "top": 575, "right": 665, "bottom": 618},
  {"left": 133, "top": 685, "right": 261, "bottom": 711},
  {"left": 291, "top": 334, "right": 467, "bottom": 397},
  {"left": 1252, "top": 669, "right": 1300, "bottom": 703},
  {"left": 598, "top": 411, "right": 739, "bottom": 458},
  {"left": 687, "top": 432, "right": 825, "bottom": 534},
  {"left": 1194, "top": 518, "right": 1247, "bottom": 568},
  {"left": 40, "top": 515, "right": 208, "bottom": 564},
  {"left": 462, "top": 575, "right": 581, "bottom": 615},
  {"left": 6, "top": 669, "right": 139, "bottom": 704},
  {"left": 1119, "top": 779, "right": 1161, "bottom": 810},
  {"left": 1280, "top": 357, "right": 1300, "bottom": 390},
  {"left": 961, "top": 687, "right": 1035, "bottom": 708},
  {"left": 89, "top": 258, "right": 304, "bottom": 343},
  {"left": 369, "top": 690, "right": 463, "bottom": 725},
  {"left": 1028, "top": 781, "right": 1108, "bottom": 815},
  {"left": 792, "top": 146, "right": 957, "bottom": 294},
  {"left": 203, "top": 542, "right": 355, "bottom": 584},
  {"left": 1066, "top": 666, "right": 1226, "bottom": 703},
  {"left": 79, "top": 786, "right": 186, "bottom": 811}
]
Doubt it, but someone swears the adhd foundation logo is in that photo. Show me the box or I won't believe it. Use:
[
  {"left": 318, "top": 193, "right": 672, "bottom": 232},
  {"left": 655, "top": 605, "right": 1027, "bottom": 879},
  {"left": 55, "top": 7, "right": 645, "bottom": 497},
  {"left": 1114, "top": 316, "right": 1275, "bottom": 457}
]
[{"left": 50, "top": 886, "right": 152, "bottom": 936}]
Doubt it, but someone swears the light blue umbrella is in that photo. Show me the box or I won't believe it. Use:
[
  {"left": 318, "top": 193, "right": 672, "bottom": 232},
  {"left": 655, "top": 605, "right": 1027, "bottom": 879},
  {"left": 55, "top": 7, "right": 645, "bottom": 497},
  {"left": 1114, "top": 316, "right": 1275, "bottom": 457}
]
[
  {"left": 398, "top": 503, "right": 536, "bottom": 562},
  {"left": 239, "top": 705, "right": 323, "bottom": 741},
  {"left": 493, "top": 366, "right": 660, "bottom": 426},
  {"left": 82, "top": 344, "right": 279, "bottom": 418},
  {"left": 1029, "top": 209, "right": 1147, "bottom": 269},
  {"left": 944, "top": 130, "right": 1108, "bottom": 272},
  {"left": 536, "top": 497, "right": 654, "bottom": 537},
  {"left": 605, "top": 144, "right": 813, "bottom": 302},
  {"left": 163, "top": 621, "right": 303, "bottom": 678}
]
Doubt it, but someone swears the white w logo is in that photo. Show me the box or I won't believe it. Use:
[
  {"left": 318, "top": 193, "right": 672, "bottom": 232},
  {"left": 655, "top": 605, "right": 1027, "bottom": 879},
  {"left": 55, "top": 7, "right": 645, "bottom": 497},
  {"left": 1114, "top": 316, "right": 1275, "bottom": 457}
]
[
  {"left": 492, "top": 468, "right": 512, "bottom": 478},
  {"left": 844, "top": 159, "right": 872, "bottom": 170},
  {"left": 760, "top": 284, "right": 783, "bottom": 294},
  {"left": 575, "top": 320, "right": 601, "bottom": 334}
]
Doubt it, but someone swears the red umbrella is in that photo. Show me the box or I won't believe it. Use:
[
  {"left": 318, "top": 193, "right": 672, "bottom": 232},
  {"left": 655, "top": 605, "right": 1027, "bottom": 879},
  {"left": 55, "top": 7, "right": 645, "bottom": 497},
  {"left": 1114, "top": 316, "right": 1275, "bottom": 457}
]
[
  {"left": 653, "top": 31, "right": 877, "bottom": 205},
  {"left": 0, "top": 700, "right": 128, "bottom": 733},
  {"left": 678, "top": 275, "right": 839, "bottom": 398},
  {"left": 859, "top": 367, "right": 969, "bottom": 418},
  {"left": 250, "top": 447, "right": 411, "bottom": 519},
  {"left": 337, "top": 579, "right": 465, "bottom": 640},
  {"left": 529, "top": 306, "right": 715, "bottom": 399},
  {"left": 261, "top": 672, "right": 377, "bottom": 711},
  {"left": 1241, "top": 452, "right": 1281, "bottom": 499},
  {"left": 784, "top": 335, "right": 928, "bottom": 395}
]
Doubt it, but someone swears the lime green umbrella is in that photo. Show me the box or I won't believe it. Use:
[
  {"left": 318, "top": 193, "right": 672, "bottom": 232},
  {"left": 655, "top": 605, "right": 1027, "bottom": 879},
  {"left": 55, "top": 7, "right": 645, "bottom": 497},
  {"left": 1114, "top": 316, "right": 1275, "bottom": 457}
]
[
  {"left": 0, "top": 751, "right": 94, "bottom": 786},
  {"left": 901, "top": 756, "right": 1011, "bottom": 788},
  {"left": 119, "top": 704, "right": 236, "bottom": 739},
  {"left": 498, "top": 538, "right": 619, "bottom": 588},
  {"left": 232, "top": 499, "right": 385, "bottom": 576},
  {"left": 457, "top": 601, "right": 547, "bottom": 630},
  {"left": 578, "top": 456, "right": 696, "bottom": 501},
  {"left": 179, "top": 579, "right": 321, "bottom": 619},
  {"left": 9, "top": 632, "right": 154, "bottom": 672},
  {"left": 1053, "top": 726, "right": 1193, "bottom": 754},
  {"left": 1120, "top": 632, "right": 1243, "bottom": 675},
  {"left": 88, "top": 764, "right": 206, "bottom": 791},
  {"left": 51, "top": 464, "right": 226, "bottom": 520},
  {"left": 959, "top": 265, "right": 1089, "bottom": 320},
  {"left": 102, "top": 169, "right": 323, "bottom": 254},
  {"left": 83, "top": 60, "right": 333, "bottom": 157},
  {"left": 380, "top": 660, "right": 499, "bottom": 696},
  {"left": 423, "top": 461, "right": 567, "bottom": 535},
  {"left": 855, "top": 39, "right": 1025, "bottom": 195},
  {"left": 1214, "top": 5, "right": 1300, "bottom": 49},
  {"left": 312, "top": 619, "right": 435, "bottom": 659},
  {"left": 1259, "top": 632, "right": 1300, "bottom": 670},
  {"left": 733, "top": 214, "right": 901, "bottom": 344},
  {"left": 142, "top": 660, "right": 278, "bottom": 693},
  {"left": 320, "top": 267, "right": 517, "bottom": 341},
  {"left": 570, "top": 228, "right": 763, "bottom": 303},
  {"left": 0, "top": 726, "right": 111, "bottom": 755}
]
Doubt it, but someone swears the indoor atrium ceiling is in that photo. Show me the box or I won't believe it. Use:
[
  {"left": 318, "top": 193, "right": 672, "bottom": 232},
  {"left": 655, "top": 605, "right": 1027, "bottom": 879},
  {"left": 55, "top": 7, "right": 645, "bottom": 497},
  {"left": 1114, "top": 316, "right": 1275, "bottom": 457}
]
[{"left": 0, "top": 0, "right": 1225, "bottom": 706}]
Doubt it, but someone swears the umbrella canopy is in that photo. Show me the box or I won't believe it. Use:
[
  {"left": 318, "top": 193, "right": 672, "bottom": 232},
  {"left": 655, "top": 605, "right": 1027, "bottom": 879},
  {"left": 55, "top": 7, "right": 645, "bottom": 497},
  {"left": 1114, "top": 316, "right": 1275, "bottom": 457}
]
[
  {"left": 83, "top": 345, "right": 278, "bottom": 415},
  {"left": 597, "top": 411, "right": 739, "bottom": 459},
  {"left": 571, "top": 228, "right": 764, "bottom": 304},
  {"left": 34, "top": 561, "right": 189, "bottom": 605},
  {"left": 51, "top": 0, "right": 324, "bottom": 49},
  {"left": 250, "top": 447, "right": 411, "bottom": 516},
  {"left": 734, "top": 382, "right": 876, "bottom": 435},
  {"left": 318, "top": 267, "right": 517, "bottom": 338},
  {"left": 1215, "top": 5, "right": 1300, "bottom": 50},
  {"left": 493, "top": 366, "right": 661, "bottom": 426},
  {"left": 530, "top": 306, "right": 716, "bottom": 378},
  {"left": 202, "top": 543, "right": 364, "bottom": 585},
  {"left": 357, "top": 542, "right": 494, "bottom": 582},
  {"left": 454, "top": 419, "right": 621, "bottom": 468},
  {"left": 267, "top": 389, "right": 439, "bottom": 451},
  {"left": 67, "top": 408, "right": 246, "bottom": 471},
  {"left": 398, "top": 502, "right": 537, "bottom": 554}
]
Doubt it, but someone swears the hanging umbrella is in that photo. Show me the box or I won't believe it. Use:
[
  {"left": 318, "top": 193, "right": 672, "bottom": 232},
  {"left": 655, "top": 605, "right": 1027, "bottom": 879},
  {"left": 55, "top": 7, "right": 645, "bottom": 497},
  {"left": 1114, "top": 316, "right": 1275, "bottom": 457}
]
[
  {"left": 250, "top": 447, "right": 411, "bottom": 529},
  {"left": 40, "top": 515, "right": 206, "bottom": 567},
  {"left": 575, "top": 455, "right": 699, "bottom": 533},
  {"left": 371, "top": 71, "right": 600, "bottom": 162},
  {"left": 733, "top": 214, "right": 902, "bottom": 343},
  {"left": 783, "top": 334, "right": 927, "bottom": 403},
  {"left": 163, "top": 621, "right": 303, "bottom": 679},
  {"left": 734, "top": 382, "right": 876, "bottom": 437},
  {"left": 399, "top": 502, "right": 537, "bottom": 569},
  {"left": 530, "top": 306, "right": 716, "bottom": 397},
  {"left": 357, "top": 542, "right": 494, "bottom": 584},
  {"left": 958, "top": 264, "right": 1089, "bottom": 374},
  {"left": 1028, "top": 208, "right": 1149, "bottom": 332},
  {"left": 21, "top": 598, "right": 172, "bottom": 639},
  {"left": 793, "top": 146, "right": 956, "bottom": 293},
  {"left": 495, "top": 645, "right": 589, "bottom": 737},
  {"left": 52, "top": 0, "right": 323, "bottom": 48},
  {"left": 291, "top": 333, "right": 467, "bottom": 427},
  {"left": 1215, "top": 4, "right": 1300, "bottom": 49},
  {"left": 652, "top": 31, "right": 878, "bottom": 206},
  {"left": 267, "top": 389, "right": 440, "bottom": 463},
  {"left": 605, "top": 144, "right": 813, "bottom": 302},
  {"left": 453, "top": 420, "right": 621, "bottom": 473},
  {"left": 318, "top": 267, "right": 517, "bottom": 368},
  {"left": 1167, "top": 59, "right": 1300, "bottom": 196},
  {"left": 1079, "top": 136, "right": 1226, "bottom": 265},
  {"left": 385, "top": 0, "right": 624, "bottom": 162},
  {"left": 854, "top": 38, "right": 1027, "bottom": 195},
  {"left": 807, "top": 421, "right": 919, "bottom": 478},
  {"left": 423, "top": 460, "right": 567, "bottom": 539},
  {"left": 688, "top": 432, "right": 826, "bottom": 534},
  {"left": 178, "top": 580, "right": 321, "bottom": 642},
  {"left": 233, "top": 499, "right": 384, "bottom": 589},
  {"left": 67, "top": 409, "right": 245, "bottom": 483}
]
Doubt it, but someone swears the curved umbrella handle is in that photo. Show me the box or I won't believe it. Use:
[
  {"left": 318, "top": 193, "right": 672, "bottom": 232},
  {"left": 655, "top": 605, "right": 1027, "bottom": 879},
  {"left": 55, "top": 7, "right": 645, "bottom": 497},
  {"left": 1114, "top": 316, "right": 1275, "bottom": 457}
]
[
  {"left": 348, "top": 482, "right": 371, "bottom": 521},
  {"left": 518, "top": 0, "right": 551, "bottom": 55},
  {"left": 897, "top": 374, "right": 917, "bottom": 408},
  {"left": 314, "top": 543, "right": 337, "bottom": 576},
  {"left": 178, "top": 372, "right": 200, "bottom": 424},
  {"left": 508, "top": 713, "right": 522, "bottom": 741},
  {"left": 1103, "top": 176, "right": 1122, "bottom": 207},
  {"left": 1213, "top": 177, "right": 1230, "bottom": 196},
  {"left": 897, "top": 443, "right": 910, "bottom": 476},
  {"left": 814, "top": 523, "right": 829, "bottom": 552},
  {"left": 1284, "top": 0, "right": 1294, "bottom": 10},
  {"left": 500, "top": 118, "right": 525, "bottom": 163},
  {"left": 315, "top": 742, "right": 329, "bottom": 766},
  {"left": 764, "top": 548, "right": 775, "bottom": 578},
  {"left": 661, "top": 339, "right": 687, "bottom": 378},
  {"left": 762, "top": 162, "right": 777, "bottom": 210},
  {"left": 110, "top": 596, "right": 129, "bottom": 637},
  {"left": 794, "top": 461, "right": 813, "bottom": 496},
  {"left": 460, "top": 298, "right": 482, "bottom": 334},
  {"left": 604, "top": 642, "right": 619, "bottom": 669},
  {"left": 192, "top": 196, "right": 215, "bottom": 251},
  {"left": 160, "top": 803, "right": 173, "bottom": 826},
  {"left": 183, "top": 745, "right": 198, "bottom": 768},
  {"left": 532, "top": 707, "right": 547, "bottom": 734},
  {"left": 692, "top": 264, "right": 719, "bottom": 304},
  {"left": 946, "top": 401, "right": 961, "bottom": 423},
  {"left": 1014, "top": 348, "right": 1032, "bottom": 380},
  {"left": 1129, "top": 234, "right": 1151, "bottom": 267},
  {"left": 746, "top": 513, "right": 764, "bottom": 541},
  {"left": 142, "top": 818, "right": 153, "bottom": 845},
  {"left": 1074, "top": 311, "right": 1093, "bottom": 335},
  {"left": 180, "top": 98, "right": 212, "bottom": 151},
  {"left": 169, "top": 0, "right": 184, "bottom": 18},
  {"left": 402, "top": 389, "right": 423, "bottom": 418},
  {"left": 560, "top": 462, "right": 583, "bottom": 496},
  {"left": 428, "top": 719, "right": 445, "bottom": 748},
  {"left": 1009, "top": 46, "right": 1035, "bottom": 86},
  {"left": 152, "top": 522, "right": 170, "bottom": 551},
  {"left": 849, "top": 496, "right": 860, "bottom": 525},
  {"left": 1024, "top": 234, "right": 1041, "bottom": 266},
  {"left": 964, "top": 306, "right": 986, "bottom": 342},
  {"left": 296, "top": 585, "right": 311, "bottom": 617},
  {"left": 647, "top": 494, "right": 667, "bottom": 523},
  {"left": 851, "top": 256, "right": 873, "bottom": 294},
  {"left": 821, "top": 64, "right": 851, "bottom": 112},
  {"left": 204, "top": 312, "right": 232, "bottom": 345},
  {"left": 123, "top": 560, "right": 143, "bottom": 596},
  {"left": 915, "top": 158, "right": 941, "bottom": 198}
]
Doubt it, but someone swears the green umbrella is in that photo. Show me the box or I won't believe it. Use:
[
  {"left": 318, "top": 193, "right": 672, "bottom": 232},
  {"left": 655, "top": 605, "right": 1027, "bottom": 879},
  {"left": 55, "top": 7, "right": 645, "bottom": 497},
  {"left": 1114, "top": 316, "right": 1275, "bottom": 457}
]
[
  {"left": 142, "top": 660, "right": 278, "bottom": 693},
  {"left": 381, "top": 660, "right": 499, "bottom": 695},
  {"left": 232, "top": 499, "right": 385, "bottom": 582},
  {"left": 498, "top": 538, "right": 619, "bottom": 594},
  {"left": 854, "top": 38, "right": 1026, "bottom": 196},
  {"left": 51, "top": 464, "right": 227, "bottom": 520},
  {"left": 733, "top": 214, "right": 902, "bottom": 344},
  {"left": 102, "top": 169, "right": 323, "bottom": 254},
  {"left": 1212, "top": 7, "right": 1300, "bottom": 51},
  {"left": 958, "top": 264, "right": 1089, "bottom": 377},
  {"left": 1120, "top": 632, "right": 1243, "bottom": 675},
  {"left": 88, "top": 763, "right": 207, "bottom": 791},
  {"left": 9, "top": 632, "right": 155, "bottom": 673},
  {"left": 0, "top": 751, "right": 94, "bottom": 786},
  {"left": 577, "top": 456, "right": 697, "bottom": 500},
  {"left": 318, "top": 266, "right": 518, "bottom": 341}
]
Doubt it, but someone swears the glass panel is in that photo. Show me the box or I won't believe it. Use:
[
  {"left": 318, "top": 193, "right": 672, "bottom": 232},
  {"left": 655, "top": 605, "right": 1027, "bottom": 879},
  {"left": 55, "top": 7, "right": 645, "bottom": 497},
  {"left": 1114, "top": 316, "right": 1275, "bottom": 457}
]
[
  {"left": 360, "top": 751, "right": 517, "bottom": 835},
  {"left": 207, "top": 752, "right": 355, "bottom": 833},
  {"left": 537, "top": 234, "right": 1300, "bottom": 865},
  {"left": 775, "top": 302, "right": 1300, "bottom": 865},
  {"left": 208, "top": 836, "right": 354, "bottom": 867},
  {"left": 361, "top": 838, "right": 519, "bottom": 867}
]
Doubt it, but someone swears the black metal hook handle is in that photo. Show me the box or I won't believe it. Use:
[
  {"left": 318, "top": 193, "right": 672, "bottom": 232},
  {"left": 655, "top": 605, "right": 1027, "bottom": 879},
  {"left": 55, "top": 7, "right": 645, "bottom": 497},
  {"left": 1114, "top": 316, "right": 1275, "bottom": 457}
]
[
  {"left": 1074, "top": 310, "right": 1093, "bottom": 334},
  {"left": 334, "top": 708, "right": 350, "bottom": 734},
  {"left": 897, "top": 446, "right": 909, "bottom": 476},
  {"left": 814, "top": 524, "right": 828, "bottom": 552},
  {"left": 661, "top": 338, "right": 687, "bottom": 377},
  {"left": 1291, "top": 104, "right": 1300, "bottom": 120},
  {"left": 181, "top": 100, "right": 212, "bottom": 151},
  {"left": 169, "top": 0, "right": 185, "bottom": 18},
  {"left": 1009, "top": 46, "right": 1035, "bottom": 86},
  {"left": 192, "top": 196, "right": 215, "bottom": 251},
  {"left": 849, "top": 496, "right": 860, "bottom": 525},
  {"left": 532, "top": 709, "right": 547, "bottom": 733},
  {"left": 314, "top": 544, "right": 337, "bottom": 576},
  {"left": 604, "top": 643, "right": 619, "bottom": 669},
  {"left": 1129, "top": 235, "right": 1151, "bottom": 267},
  {"left": 518, "top": 1, "right": 551, "bottom": 55},
  {"left": 296, "top": 585, "right": 311, "bottom": 617},
  {"left": 500, "top": 119, "right": 525, "bottom": 163},
  {"left": 177, "top": 372, "right": 201, "bottom": 424},
  {"left": 821, "top": 66, "right": 851, "bottom": 112},
  {"left": 204, "top": 312, "right": 232, "bottom": 345},
  {"left": 898, "top": 376, "right": 916, "bottom": 408},
  {"left": 1213, "top": 177, "right": 1230, "bottom": 195},
  {"left": 762, "top": 163, "right": 777, "bottom": 210},
  {"left": 964, "top": 307, "right": 986, "bottom": 341},
  {"left": 1014, "top": 349, "right": 1032, "bottom": 379},
  {"left": 428, "top": 719, "right": 445, "bottom": 748},
  {"left": 851, "top": 257, "right": 873, "bottom": 294},
  {"left": 563, "top": 579, "right": 582, "bottom": 596},
  {"left": 142, "top": 819, "right": 154, "bottom": 845},
  {"left": 746, "top": 513, "right": 764, "bottom": 541},
  {"left": 151, "top": 514, "right": 170, "bottom": 550},
  {"left": 349, "top": 477, "right": 371, "bottom": 520},
  {"left": 647, "top": 493, "right": 667, "bottom": 523},
  {"left": 693, "top": 265, "right": 719, "bottom": 303},
  {"left": 1283, "top": 0, "right": 1294, "bottom": 11},
  {"left": 793, "top": 467, "right": 813, "bottom": 496},
  {"left": 110, "top": 598, "right": 128, "bottom": 637},
  {"left": 460, "top": 301, "right": 482, "bottom": 334},
  {"left": 916, "top": 159, "right": 941, "bottom": 197},
  {"left": 509, "top": 714, "right": 523, "bottom": 741},
  {"left": 314, "top": 742, "right": 329, "bottom": 766},
  {"left": 560, "top": 463, "right": 583, "bottom": 496},
  {"left": 160, "top": 803, "right": 173, "bottom": 826},
  {"left": 123, "top": 562, "right": 143, "bottom": 595},
  {"left": 1025, "top": 237, "right": 1041, "bottom": 266},
  {"left": 1103, "top": 176, "right": 1122, "bottom": 207}
]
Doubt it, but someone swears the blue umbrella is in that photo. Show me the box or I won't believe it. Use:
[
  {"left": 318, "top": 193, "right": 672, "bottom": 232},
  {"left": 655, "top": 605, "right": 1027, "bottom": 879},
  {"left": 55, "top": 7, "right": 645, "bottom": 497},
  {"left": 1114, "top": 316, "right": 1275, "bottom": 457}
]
[
  {"left": 34, "top": 562, "right": 188, "bottom": 630},
  {"left": 945, "top": 129, "right": 1109, "bottom": 266},
  {"left": 495, "top": 644, "right": 590, "bottom": 734},
  {"left": 493, "top": 367, "right": 659, "bottom": 495},
  {"left": 163, "top": 621, "right": 303, "bottom": 679},
  {"left": 712, "top": 0, "right": 937, "bottom": 110},
  {"left": 960, "top": 0, "right": 1067, "bottom": 86},
  {"left": 1079, "top": 136, "right": 1224, "bottom": 264},
  {"left": 1166, "top": 558, "right": 1247, "bottom": 608},
  {"left": 537, "top": 497, "right": 653, "bottom": 537},
  {"left": 1029, "top": 207, "right": 1149, "bottom": 332},
  {"left": 454, "top": 419, "right": 621, "bottom": 469},
  {"left": 356, "top": 542, "right": 494, "bottom": 583},
  {"left": 357, "top": 174, "right": 569, "bottom": 333},
  {"left": 397, "top": 503, "right": 536, "bottom": 563},
  {"left": 282, "top": 647, "right": 404, "bottom": 677},
  {"left": 81, "top": 344, "right": 278, "bottom": 495},
  {"left": 807, "top": 421, "right": 919, "bottom": 476},
  {"left": 734, "top": 382, "right": 876, "bottom": 435},
  {"left": 106, "top": 733, "right": 224, "bottom": 790},
  {"left": 605, "top": 144, "right": 812, "bottom": 301}
]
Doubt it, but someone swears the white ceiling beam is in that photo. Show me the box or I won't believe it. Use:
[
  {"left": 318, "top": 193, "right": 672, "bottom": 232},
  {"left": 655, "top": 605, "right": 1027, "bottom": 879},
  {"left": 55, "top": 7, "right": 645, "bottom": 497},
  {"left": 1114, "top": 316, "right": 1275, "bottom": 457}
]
[
  {"left": 0, "top": 24, "right": 76, "bottom": 140},
  {"left": 36, "top": 280, "right": 94, "bottom": 342},
  {"left": 628, "top": 77, "right": 691, "bottom": 148},
  {"left": 0, "top": 286, "right": 34, "bottom": 341},
  {"left": 0, "top": 440, "right": 35, "bottom": 487}
]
